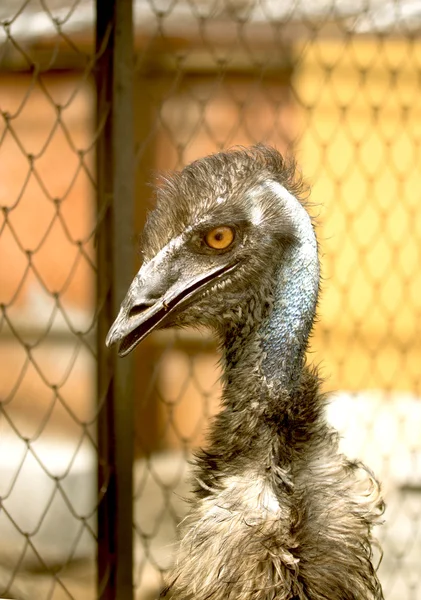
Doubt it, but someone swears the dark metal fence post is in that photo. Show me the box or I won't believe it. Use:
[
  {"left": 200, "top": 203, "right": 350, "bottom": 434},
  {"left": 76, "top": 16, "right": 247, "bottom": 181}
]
[{"left": 96, "top": 0, "right": 134, "bottom": 598}]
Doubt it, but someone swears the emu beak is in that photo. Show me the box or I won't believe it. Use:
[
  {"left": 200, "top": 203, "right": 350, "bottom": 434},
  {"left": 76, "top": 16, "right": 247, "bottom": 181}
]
[{"left": 106, "top": 253, "right": 237, "bottom": 357}]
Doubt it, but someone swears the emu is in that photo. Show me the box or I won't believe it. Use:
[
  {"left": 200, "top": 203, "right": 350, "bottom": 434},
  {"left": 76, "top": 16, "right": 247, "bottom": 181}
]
[{"left": 106, "top": 146, "right": 384, "bottom": 600}]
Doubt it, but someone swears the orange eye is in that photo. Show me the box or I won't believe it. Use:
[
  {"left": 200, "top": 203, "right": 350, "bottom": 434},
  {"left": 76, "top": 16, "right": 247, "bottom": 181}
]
[{"left": 204, "top": 226, "right": 235, "bottom": 250}]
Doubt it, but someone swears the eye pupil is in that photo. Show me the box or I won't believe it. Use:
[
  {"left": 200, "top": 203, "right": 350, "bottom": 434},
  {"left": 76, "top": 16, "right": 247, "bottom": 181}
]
[{"left": 215, "top": 233, "right": 223, "bottom": 241}]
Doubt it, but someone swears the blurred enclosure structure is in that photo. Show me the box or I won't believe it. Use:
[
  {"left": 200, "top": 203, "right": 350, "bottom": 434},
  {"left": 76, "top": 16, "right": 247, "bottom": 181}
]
[{"left": 0, "top": 0, "right": 421, "bottom": 598}]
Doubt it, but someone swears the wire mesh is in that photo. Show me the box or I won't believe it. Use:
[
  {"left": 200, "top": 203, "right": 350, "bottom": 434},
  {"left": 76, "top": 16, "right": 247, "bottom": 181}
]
[
  {"left": 1, "top": 1, "right": 421, "bottom": 600},
  {"left": 0, "top": 1, "right": 100, "bottom": 598}
]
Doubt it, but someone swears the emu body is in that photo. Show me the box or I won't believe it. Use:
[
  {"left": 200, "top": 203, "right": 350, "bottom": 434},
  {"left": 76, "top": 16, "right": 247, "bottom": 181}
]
[{"left": 106, "top": 146, "right": 384, "bottom": 600}]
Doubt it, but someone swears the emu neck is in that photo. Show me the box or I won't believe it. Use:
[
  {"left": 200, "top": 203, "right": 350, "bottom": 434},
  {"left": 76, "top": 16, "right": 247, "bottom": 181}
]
[
  {"left": 224, "top": 184, "right": 319, "bottom": 401},
  {"left": 261, "top": 207, "right": 319, "bottom": 390}
]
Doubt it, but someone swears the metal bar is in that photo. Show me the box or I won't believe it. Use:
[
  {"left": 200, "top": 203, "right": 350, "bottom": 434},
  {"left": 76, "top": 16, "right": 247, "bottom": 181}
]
[
  {"left": 96, "top": 0, "right": 134, "bottom": 598},
  {"left": 110, "top": 0, "right": 135, "bottom": 595}
]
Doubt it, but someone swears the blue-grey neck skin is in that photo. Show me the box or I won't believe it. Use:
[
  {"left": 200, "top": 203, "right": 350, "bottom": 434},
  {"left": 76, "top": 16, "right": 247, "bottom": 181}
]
[
  {"left": 260, "top": 182, "right": 319, "bottom": 391},
  {"left": 223, "top": 182, "right": 319, "bottom": 396}
]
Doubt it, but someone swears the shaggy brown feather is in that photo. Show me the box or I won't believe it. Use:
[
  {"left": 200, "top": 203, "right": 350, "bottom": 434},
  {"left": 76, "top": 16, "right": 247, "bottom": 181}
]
[
  {"left": 157, "top": 148, "right": 384, "bottom": 600},
  {"left": 109, "top": 146, "right": 385, "bottom": 599},
  {"left": 162, "top": 367, "right": 384, "bottom": 600}
]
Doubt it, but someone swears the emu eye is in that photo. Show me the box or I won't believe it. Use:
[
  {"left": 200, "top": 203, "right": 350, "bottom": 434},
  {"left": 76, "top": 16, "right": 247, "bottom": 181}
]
[{"left": 204, "top": 226, "right": 235, "bottom": 250}]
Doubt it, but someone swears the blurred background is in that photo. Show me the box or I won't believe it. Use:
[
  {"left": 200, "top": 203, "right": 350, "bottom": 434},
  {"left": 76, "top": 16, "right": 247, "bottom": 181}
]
[{"left": 0, "top": 0, "right": 420, "bottom": 598}]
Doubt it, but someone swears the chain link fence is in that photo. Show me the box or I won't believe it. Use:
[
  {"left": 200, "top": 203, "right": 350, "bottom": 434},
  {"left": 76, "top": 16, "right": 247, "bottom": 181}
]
[
  {"left": 0, "top": 0, "right": 99, "bottom": 598},
  {"left": 1, "top": 1, "right": 420, "bottom": 599}
]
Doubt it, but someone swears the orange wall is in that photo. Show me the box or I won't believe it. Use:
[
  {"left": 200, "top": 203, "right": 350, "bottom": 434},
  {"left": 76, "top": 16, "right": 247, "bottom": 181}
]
[
  {"left": 0, "top": 72, "right": 95, "bottom": 313},
  {"left": 0, "top": 72, "right": 96, "bottom": 434}
]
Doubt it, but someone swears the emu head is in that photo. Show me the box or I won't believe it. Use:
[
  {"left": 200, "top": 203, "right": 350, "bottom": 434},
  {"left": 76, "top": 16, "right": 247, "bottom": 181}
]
[{"left": 106, "top": 146, "right": 305, "bottom": 356}]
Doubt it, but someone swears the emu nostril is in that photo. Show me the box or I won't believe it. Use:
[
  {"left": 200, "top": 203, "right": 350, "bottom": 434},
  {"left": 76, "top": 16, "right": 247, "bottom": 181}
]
[{"left": 128, "top": 303, "right": 154, "bottom": 319}]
